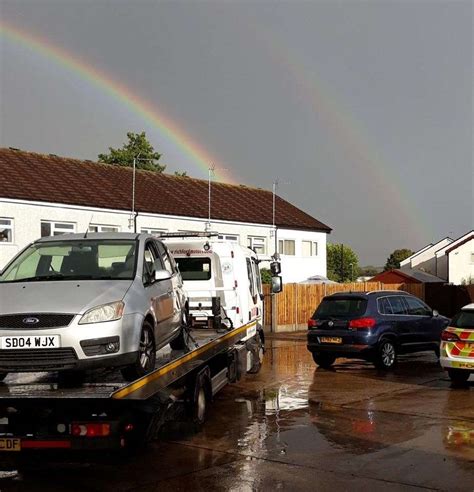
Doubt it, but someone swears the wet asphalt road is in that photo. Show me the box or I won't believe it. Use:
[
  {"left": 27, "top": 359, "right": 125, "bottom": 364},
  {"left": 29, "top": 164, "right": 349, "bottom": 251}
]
[{"left": 1, "top": 336, "right": 473, "bottom": 491}]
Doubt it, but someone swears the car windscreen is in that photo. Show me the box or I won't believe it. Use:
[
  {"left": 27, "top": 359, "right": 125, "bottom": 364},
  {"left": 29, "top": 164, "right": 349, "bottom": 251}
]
[
  {"left": 0, "top": 240, "right": 137, "bottom": 282},
  {"left": 313, "top": 297, "right": 367, "bottom": 319},
  {"left": 175, "top": 257, "right": 211, "bottom": 281},
  {"left": 450, "top": 310, "right": 474, "bottom": 329}
]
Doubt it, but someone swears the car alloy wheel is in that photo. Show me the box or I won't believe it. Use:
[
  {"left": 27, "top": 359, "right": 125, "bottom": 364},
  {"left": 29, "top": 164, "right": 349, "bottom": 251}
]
[
  {"left": 139, "top": 326, "right": 155, "bottom": 372},
  {"left": 374, "top": 340, "right": 397, "bottom": 370}
]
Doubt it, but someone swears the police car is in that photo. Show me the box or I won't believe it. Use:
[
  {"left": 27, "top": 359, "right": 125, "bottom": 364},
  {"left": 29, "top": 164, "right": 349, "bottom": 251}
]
[{"left": 440, "top": 304, "right": 474, "bottom": 384}]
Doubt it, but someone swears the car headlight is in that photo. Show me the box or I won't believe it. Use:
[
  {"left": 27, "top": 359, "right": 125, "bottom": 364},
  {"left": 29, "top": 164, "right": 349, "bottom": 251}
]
[{"left": 79, "top": 301, "right": 125, "bottom": 325}]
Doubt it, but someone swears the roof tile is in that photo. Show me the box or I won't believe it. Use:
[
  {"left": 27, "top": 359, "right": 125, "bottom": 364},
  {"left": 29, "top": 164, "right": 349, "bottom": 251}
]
[{"left": 0, "top": 148, "right": 331, "bottom": 232}]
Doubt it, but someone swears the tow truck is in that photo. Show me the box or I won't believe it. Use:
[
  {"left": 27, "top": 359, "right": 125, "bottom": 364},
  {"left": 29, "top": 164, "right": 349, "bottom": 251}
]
[{"left": 0, "top": 234, "right": 274, "bottom": 458}]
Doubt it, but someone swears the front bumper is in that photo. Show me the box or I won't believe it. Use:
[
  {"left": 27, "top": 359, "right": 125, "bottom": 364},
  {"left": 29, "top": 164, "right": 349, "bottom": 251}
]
[{"left": 0, "top": 313, "right": 143, "bottom": 372}]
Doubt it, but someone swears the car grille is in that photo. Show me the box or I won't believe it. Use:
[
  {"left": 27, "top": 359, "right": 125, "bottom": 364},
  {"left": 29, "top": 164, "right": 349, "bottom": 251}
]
[
  {"left": 0, "top": 314, "right": 75, "bottom": 329},
  {"left": 0, "top": 348, "right": 78, "bottom": 370}
]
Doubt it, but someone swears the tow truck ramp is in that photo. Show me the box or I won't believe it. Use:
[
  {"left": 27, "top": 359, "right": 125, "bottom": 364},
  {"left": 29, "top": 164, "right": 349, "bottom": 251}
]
[{"left": 0, "top": 321, "right": 261, "bottom": 455}]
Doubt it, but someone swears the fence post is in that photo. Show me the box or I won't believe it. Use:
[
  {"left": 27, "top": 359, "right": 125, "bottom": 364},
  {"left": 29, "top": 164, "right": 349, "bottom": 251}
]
[{"left": 295, "top": 284, "right": 298, "bottom": 332}]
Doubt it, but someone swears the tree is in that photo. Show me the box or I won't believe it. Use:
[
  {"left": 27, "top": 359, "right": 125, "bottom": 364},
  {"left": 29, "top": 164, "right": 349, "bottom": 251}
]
[
  {"left": 260, "top": 268, "right": 272, "bottom": 285},
  {"left": 98, "top": 132, "right": 166, "bottom": 172},
  {"left": 327, "top": 243, "right": 359, "bottom": 283},
  {"left": 174, "top": 171, "right": 188, "bottom": 177},
  {"left": 358, "top": 265, "right": 381, "bottom": 277},
  {"left": 384, "top": 249, "right": 414, "bottom": 271}
]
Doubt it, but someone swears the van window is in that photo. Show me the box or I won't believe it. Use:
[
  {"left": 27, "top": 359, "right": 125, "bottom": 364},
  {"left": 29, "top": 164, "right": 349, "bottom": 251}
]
[
  {"left": 253, "top": 258, "right": 262, "bottom": 296},
  {"left": 246, "top": 258, "right": 256, "bottom": 297},
  {"left": 175, "top": 258, "right": 211, "bottom": 281}
]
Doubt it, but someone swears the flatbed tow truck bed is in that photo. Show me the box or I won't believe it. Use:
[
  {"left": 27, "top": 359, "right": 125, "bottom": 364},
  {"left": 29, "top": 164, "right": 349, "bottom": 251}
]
[{"left": 0, "top": 321, "right": 260, "bottom": 455}]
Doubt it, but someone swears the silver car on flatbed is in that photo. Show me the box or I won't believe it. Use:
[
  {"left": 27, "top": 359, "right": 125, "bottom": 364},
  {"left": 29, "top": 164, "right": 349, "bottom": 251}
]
[{"left": 0, "top": 233, "right": 188, "bottom": 381}]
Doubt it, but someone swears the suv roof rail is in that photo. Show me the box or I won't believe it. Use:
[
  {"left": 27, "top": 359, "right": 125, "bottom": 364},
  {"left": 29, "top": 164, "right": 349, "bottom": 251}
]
[{"left": 366, "top": 290, "right": 409, "bottom": 295}]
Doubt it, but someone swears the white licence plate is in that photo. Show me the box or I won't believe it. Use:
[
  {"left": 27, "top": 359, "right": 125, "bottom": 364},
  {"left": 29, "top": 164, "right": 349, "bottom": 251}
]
[{"left": 0, "top": 335, "right": 60, "bottom": 350}]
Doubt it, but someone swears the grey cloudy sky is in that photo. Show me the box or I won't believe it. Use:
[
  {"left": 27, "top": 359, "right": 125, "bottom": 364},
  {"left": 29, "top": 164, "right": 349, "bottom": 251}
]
[{"left": 1, "top": 0, "right": 472, "bottom": 265}]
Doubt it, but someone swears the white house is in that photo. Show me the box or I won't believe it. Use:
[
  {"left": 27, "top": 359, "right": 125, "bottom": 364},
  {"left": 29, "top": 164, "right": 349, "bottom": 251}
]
[
  {"left": 400, "top": 237, "right": 453, "bottom": 277},
  {"left": 445, "top": 231, "right": 474, "bottom": 285},
  {"left": 399, "top": 231, "right": 474, "bottom": 285},
  {"left": 0, "top": 148, "right": 331, "bottom": 283}
]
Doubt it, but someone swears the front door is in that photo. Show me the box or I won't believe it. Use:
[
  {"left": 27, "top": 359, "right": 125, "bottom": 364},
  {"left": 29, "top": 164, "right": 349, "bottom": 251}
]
[{"left": 143, "top": 241, "right": 173, "bottom": 344}]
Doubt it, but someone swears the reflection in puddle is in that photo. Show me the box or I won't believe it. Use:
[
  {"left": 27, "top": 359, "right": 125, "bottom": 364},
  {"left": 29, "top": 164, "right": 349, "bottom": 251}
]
[{"left": 444, "top": 423, "right": 474, "bottom": 450}]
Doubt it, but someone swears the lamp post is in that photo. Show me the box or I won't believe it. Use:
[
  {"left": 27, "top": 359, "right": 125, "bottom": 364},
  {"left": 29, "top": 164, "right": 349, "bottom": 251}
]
[{"left": 130, "top": 155, "right": 157, "bottom": 233}]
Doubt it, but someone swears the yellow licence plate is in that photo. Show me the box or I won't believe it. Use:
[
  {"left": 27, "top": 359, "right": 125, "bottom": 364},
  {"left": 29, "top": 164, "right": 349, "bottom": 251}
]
[
  {"left": 0, "top": 438, "right": 21, "bottom": 452},
  {"left": 320, "top": 337, "right": 342, "bottom": 344}
]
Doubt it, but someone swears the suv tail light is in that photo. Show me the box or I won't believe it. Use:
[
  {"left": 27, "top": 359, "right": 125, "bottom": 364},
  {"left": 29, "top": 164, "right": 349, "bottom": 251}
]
[
  {"left": 349, "top": 317, "right": 376, "bottom": 329},
  {"left": 441, "top": 330, "right": 460, "bottom": 342},
  {"left": 308, "top": 319, "right": 318, "bottom": 328},
  {"left": 71, "top": 423, "right": 111, "bottom": 437}
]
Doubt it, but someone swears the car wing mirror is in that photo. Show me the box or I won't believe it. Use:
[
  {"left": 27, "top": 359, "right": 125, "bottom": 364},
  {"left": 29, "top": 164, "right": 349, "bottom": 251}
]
[
  {"left": 432, "top": 309, "right": 439, "bottom": 317},
  {"left": 271, "top": 276, "right": 282, "bottom": 294},
  {"left": 154, "top": 269, "right": 171, "bottom": 282}
]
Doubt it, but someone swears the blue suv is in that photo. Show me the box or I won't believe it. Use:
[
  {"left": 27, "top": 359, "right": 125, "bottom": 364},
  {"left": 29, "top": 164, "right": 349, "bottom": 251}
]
[{"left": 307, "top": 291, "right": 449, "bottom": 370}]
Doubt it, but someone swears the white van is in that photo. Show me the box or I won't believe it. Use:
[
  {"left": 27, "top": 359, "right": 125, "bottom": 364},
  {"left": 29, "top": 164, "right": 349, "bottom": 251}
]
[{"left": 165, "top": 236, "right": 265, "bottom": 370}]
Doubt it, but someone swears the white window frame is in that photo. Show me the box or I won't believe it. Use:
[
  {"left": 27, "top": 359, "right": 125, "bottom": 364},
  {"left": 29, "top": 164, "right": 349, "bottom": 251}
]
[
  {"left": 141, "top": 227, "right": 168, "bottom": 237},
  {"left": 218, "top": 234, "right": 240, "bottom": 242},
  {"left": 0, "top": 218, "right": 14, "bottom": 243},
  {"left": 278, "top": 239, "right": 295, "bottom": 256},
  {"left": 247, "top": 236, "right": 266, "bottom": 254},
  {"left": 41, "top": 220, "right": 76, "bottom": 237},
  {"left": 89, "top": 224, "right": 120, "bottom": 233},
  {"left": 302, "top": 241, "right": 318, "bottom": 257}
]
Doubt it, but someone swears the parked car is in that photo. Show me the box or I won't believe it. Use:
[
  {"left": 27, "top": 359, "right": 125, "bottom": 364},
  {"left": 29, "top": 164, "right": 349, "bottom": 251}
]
[
  {"left": 0, "top": 233, "right": 187, "bottom": 381},
  {"left": 440, "top": 303, "right": 474, "bottom": 384},
  {"left": 307, "top": 291, "right": 449, "bottom": 370}
]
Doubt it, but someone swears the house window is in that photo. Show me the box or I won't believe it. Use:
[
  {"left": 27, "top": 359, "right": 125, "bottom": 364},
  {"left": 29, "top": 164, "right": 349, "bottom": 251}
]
[
  {"left": 248, "top": 236, "right": 266, "bottom": 254},
  {"left": 302, "top": 241, "right": 318, "bottom": 257},
  {"left": 218, "top": 234, "right": 239, "bottom": 242},
  {"left": 278, "top": 239, "right": 295, "bottom": 256},
  {"left": 141, "top": 228, "right": 168, "bottom": 237},
  {"left": 89, "top": 224, "right": 120, "bottom": 233},
  {"left": 41, "top": 221, "right": 76, "bottom": 237},
  {"left": 0, "top": 218, "right": 13, "bottom": 243}
]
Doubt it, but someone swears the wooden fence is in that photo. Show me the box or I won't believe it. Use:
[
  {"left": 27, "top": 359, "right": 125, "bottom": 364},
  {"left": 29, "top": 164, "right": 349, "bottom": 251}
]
[{"left": 263, "top": 282, "right": 424, "bottom": 331}]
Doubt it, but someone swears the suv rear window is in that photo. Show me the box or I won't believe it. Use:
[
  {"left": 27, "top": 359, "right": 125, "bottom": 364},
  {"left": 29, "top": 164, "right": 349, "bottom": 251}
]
[
  {"left": 314, "top": 297, "right": 367, "bottom": 319},
  {"left": 451, "top": 310, "right": 474, "bottom": 329}
]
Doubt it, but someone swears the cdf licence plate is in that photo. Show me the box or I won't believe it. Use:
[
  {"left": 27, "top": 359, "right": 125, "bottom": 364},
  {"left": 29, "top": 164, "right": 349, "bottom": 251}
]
[
  {"left": 0, "top": 438, "right": 21, "bottom": 452},
  {"left": 0, "top": 335, "right": 60, "bottom": 349}
]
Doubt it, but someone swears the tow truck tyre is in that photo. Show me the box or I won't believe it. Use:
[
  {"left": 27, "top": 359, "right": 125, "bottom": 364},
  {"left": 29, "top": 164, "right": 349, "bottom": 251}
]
[
  {"left": 248, "top": 336, "right": 264, "bottom": 374},
  {"left": 311, "top": 352, "right": 336, "bottom": 369},
  {"left": 374, "top": 339, "right": 397, "bottom": 370},
  {"left": 190, "top": 369, "right": 211, "bottom": 426},
  {"left": 121, "top": 322, "right": 156, "bottom": 382},
  {"left": 447, "top": 369, "right": 470, "bottom": 385},
  {"left": 0, "top": 372, "right": 7, "bottom": 382}
]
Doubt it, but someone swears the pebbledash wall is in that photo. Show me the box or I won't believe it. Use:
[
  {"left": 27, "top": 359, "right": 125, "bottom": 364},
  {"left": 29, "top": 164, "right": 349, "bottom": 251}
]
[{"left": 0, "top": 198, "right": 327, "bottom": 283}]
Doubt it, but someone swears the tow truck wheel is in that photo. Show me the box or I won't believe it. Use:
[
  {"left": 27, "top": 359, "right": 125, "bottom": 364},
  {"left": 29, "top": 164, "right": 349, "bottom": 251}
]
[
  {"left": 190, "top": 369, "right": 211, "bottom": 426},
  {"left": 248, "top": 336, "right": 264, "bottom": 374},
  {"left": 121, "top": 322, "right": 156, "bottom": 382},
  {"left": 0, "top": 372, "right": 8, "bottom": 382},
  {"left": 448, "top": 369, "right": 470, "bottom": 385}
]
